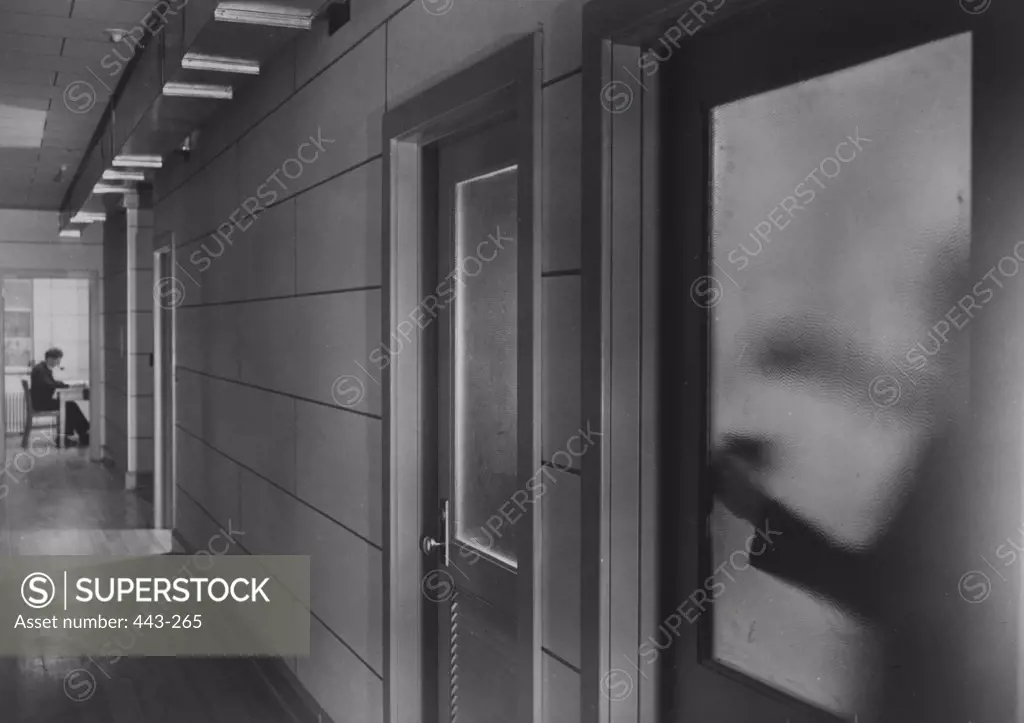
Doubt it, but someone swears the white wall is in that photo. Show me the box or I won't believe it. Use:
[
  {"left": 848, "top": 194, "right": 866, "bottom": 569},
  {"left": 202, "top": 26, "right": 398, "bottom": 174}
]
[{"left": 0, "top": 209, "right": 102, "bottom": 274}]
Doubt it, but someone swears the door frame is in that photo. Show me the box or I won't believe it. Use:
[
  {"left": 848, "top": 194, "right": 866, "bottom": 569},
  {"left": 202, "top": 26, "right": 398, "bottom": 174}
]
[
  {"left": 380, "top": 33, "right": 543, "bottom": 723},
  {"left": 0, "top": 269, "right": 102, "bottom": 463},
  {"left": 581, "top": 1, "right": 1021, "bottom": 722},
  {"left": 152, "top": 234, "right": 177, "bottom": 531}
]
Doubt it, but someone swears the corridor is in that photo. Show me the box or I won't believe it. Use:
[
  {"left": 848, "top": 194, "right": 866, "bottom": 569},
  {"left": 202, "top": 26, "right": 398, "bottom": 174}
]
[{"left": 0, "top": 0, "right": 1023, "bottom": 721}]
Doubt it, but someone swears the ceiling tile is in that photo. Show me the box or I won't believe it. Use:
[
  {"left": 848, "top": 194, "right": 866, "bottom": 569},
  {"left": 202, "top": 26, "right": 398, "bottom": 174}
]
[
  {"left": 1, "top": 51, "right": 88, "bottom": 75},
  {"left": 0, "top": 95, "right": 50, "bottom": 111},
  {"left": 29, "top": 195, "right": 67, "bottom": 206},
  {"left": 0, "top": 148, "right": 40, "bottom": 167},
  {"left": 42, "top": 124, "right": 93, "bottom": 140},
  {"left": 0, "top": 0, "right": 72, "bottom": 16},
  {"left": 0, "top": 174, "right": 39, "bottom": 184},
  {"left": 38, "top": 147, "right": 81, "bottom": 164},
  {"left": 41, "top": 135, "right": 90, "bottom": 150},
  {"left": 0, "top": 82, "right": 63, "bottom": 99},
  {"left": 0, "top": 12, "right": 123, "bottom": 41},
  {"left": 32, "top": 160, "right": 72, "bottom": 176},
  {"left": 33, "top": 163, "right": 79, "bottom": 179},
  {"left": 43, "top": 127, "right": 96, "bottom": 143},
  {"left": 71, "top": 0, "right": 161, "bottom": 24},
  {"left": 44, "top": 110, "right": 99, "bottom": 128},
  {"left": 0, "top": 32, "right": 63, "bottom": 55},
  {"left": 42, "top": 133, "right": 95, "bottom": 148},
  {"left": 30, "top": 196, "right": 68, "bottom": 208},
  {"left": 0, "top": 189, "right": 30, "bottom": 206},
  {"left": 0, "top": 68, "right": 56, "bottom": 86},
  {"left": 54, "top": 70, "right": 118, "bottom": 90},
  {"left": 42, "top": 126, "right": 95, "bottom": 139},
  {"left": 30, "top": 182, "right": 69, "bottom": 193},
  {"left": 52, "top": 73, "right": 116, "bottom": 118},
  {"left": 0, "top": 0, "right": 72, "bottom": 17},
  {"left": 61, "top": 38, "right": 116, "bottom": 60}
]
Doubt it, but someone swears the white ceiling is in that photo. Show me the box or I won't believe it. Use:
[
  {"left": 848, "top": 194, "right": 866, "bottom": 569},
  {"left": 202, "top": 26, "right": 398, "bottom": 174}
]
[{"left": 0, "top": 0, "right": 158, "bottom": 210}]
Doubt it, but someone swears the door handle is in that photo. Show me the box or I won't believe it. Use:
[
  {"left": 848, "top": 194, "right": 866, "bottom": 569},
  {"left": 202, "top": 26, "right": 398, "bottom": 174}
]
[
  {"left": 420, "top": 499, "right": 450, "bottom": 567},
  {"left": 420, "top": 536, "right": 443, "bottom": 554}
]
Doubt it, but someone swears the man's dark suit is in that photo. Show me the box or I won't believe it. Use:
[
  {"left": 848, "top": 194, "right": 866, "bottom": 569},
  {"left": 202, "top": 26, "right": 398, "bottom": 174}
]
[{"left": 29, "top": 361, "right": 89, "bottom": 441}]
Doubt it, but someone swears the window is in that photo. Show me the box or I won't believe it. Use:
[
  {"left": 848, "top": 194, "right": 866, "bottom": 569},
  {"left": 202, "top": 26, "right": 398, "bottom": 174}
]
[{"left": 3, "top": 279, "right": 33, "bottom": 371}]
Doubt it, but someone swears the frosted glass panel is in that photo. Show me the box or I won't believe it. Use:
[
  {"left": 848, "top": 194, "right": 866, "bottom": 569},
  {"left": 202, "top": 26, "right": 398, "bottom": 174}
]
[
  {"left": 708, "top": 34, "right": 970, "bottom": 717},
  {"left": 453, "top": 165, "right": 519, "bottom": 567}
]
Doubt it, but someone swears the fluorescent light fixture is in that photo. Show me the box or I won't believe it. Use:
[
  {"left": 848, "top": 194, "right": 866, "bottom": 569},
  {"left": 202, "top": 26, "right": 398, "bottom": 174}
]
[
  {"left": 103, "top": 169, "right": 145, "bottom": 182},
  {"left": 182, "top": 52, "right": 260, "bottom": 75},
  {"left": 163, "top": 82, "right": 233, "bottom": 99},
  {"left": 70, "top": 212, "right": 106, "bottom": 223},
  {"left": 113, "top": 154, "right": 162, "bottom": 169},
  {"left": 214, "top": 2, "right": 314, "bottom": 29},
  {"left": 93, "top": 183, "right": 129, "bottom": 194},
  {"left": 59, "top": 229, "right": 81, "bottom": 239}
]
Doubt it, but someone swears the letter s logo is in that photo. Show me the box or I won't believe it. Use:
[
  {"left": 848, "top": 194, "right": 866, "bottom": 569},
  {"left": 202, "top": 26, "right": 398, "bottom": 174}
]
[{"left": 22, "top": 572, "right": 55, "bottom": 609}]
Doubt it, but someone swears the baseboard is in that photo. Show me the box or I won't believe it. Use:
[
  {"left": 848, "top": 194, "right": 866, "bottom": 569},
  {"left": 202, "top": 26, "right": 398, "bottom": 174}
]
[
  {"left": 123, "top": 470, "right": 153, "bottom": 491},
  {"left": 170, "top": 528, "right": 190, "bottom": 553},
  {"left": 249, "top": 657, "right": 337, "bottom": 723},
  {"left": 173, "top": 529, "right": 333, "bottom": 723},
  {"left": 99, "top": 447, "right": 118, "bottom": 469}
]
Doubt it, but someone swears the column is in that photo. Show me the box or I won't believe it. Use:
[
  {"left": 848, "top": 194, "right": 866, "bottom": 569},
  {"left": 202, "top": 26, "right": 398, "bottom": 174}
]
[{"left": 124, "top": 189, "right": 154, "bottom": 490}]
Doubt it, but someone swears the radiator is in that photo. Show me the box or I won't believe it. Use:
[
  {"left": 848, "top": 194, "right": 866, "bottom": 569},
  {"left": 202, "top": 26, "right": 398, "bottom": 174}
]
[{"left": 5, "top": 389, "right": 25, "bottom": 435}]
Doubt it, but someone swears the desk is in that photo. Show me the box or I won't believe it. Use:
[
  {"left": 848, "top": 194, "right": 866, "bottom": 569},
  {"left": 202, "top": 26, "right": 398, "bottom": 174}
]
[{"left": 56, "top": 384, "right": 89, "bottom": 445}]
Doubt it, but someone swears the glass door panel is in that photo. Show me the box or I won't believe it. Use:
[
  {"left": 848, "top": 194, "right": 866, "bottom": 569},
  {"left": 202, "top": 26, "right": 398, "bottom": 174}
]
[{"left": 452, "top": 164, "right": 519, "bottom": 568}]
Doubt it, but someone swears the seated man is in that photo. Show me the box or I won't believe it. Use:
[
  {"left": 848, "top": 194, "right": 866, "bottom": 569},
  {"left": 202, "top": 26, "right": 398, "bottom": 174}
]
[{"left": 30, "top": 347, "right": 89, "bottom": 446}]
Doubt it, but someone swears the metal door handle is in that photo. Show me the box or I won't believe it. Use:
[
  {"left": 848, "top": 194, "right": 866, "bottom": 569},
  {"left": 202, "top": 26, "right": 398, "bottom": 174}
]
[
  {"left": 421, "top": 535, "right": 442, "bottom": 554},
  {"left": 421, "top": 499, "right": 450, "bottom": 567}
]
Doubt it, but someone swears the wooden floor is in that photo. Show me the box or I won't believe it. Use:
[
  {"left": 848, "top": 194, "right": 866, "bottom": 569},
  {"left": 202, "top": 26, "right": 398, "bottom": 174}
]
[
  {"left": 0, "top": 436, "right": 313, "bottom": 722},
  {"left": 0, "top": 656, "right": 310, "bottom": 722},
  {"left": 6, "top": 528, "right": 173, "bottom": 555},
  {"left": 1, "top": 438, "right": 152, "bottom": 532}
]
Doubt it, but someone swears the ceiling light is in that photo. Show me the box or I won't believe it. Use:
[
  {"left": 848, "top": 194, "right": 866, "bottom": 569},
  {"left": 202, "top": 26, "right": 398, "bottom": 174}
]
[
  {"left": 182, "top": 52, "right": 260, "bottom": 75},
  {"left": 163, "top": 82, "right": 233, "bottom": 99},
  {"left": 113, "top": 155, "right": 162, "bottom": 169},
  {"left": 59, "top": 229, "right": 82, "bottom": 239},
  {"left": 93, "top": 183, "right": 129, "bottom": 194},
  {"left": 103, "top": 169, "right": 145, "bottom": 181},
  {"left": 70, "top": 212, "right": 106, "bottom": 224},
  {"left": 214, "top": 2, "right": 314, "bottom": 29},
  {"left": 106, "top": 28, "right": 127, "bottom": 43}
]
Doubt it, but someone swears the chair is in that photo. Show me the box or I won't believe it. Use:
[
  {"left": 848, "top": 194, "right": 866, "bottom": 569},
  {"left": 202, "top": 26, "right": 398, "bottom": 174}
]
[{"left": 21, "top": 379, "right": 59, "bottom": 449}]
